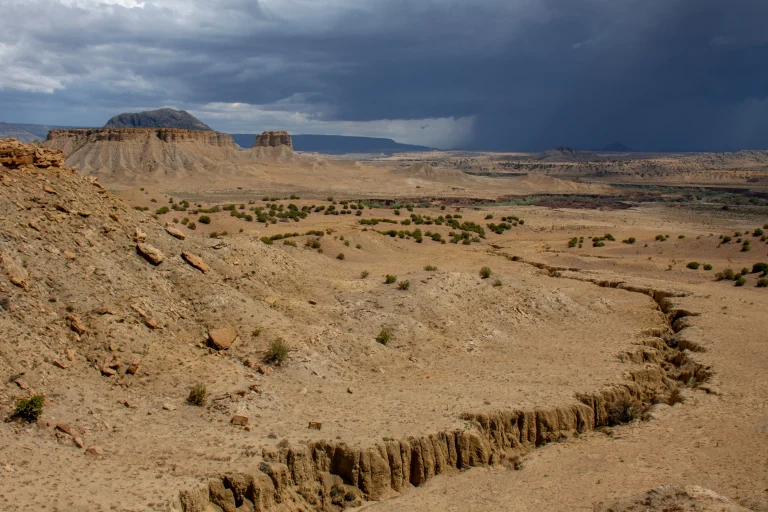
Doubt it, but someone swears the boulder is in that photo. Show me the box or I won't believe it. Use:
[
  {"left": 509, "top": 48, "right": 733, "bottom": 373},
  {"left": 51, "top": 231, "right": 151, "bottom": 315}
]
[
  {"left": 165, "top": 225, "right": 186, "bottom": 240},
  {"left": 182, "top": 251, "right": 208, "bottom": 273},
  {"left": 137, "top": 243, "right": 164, "bottom": 265},
  {"left": 208, "top": 327, "right": 237, "bottom": 350},
  {"left": 231, "top": 414, "right": 249, "bottom": 426}
]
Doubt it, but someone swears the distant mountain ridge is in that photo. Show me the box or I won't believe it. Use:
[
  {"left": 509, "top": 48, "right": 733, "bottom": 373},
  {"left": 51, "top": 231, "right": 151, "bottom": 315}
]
[
  {"left": 104, "top": 108, "right": 212, "bottom": 131},
  {"left": 0, "top": 122, "right": 78, "bottom": 143},
  {"left": 232, "top": 134, "right": 432, "bottom": 154}
]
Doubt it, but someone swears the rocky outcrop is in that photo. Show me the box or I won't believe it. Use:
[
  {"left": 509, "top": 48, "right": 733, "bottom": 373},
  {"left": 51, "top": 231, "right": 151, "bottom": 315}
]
[
  {"left": 254, "top": 131, "right": 293, "bottom": 150},
  {"left": 104, "top": 108, "right": 212, "bottom": 131},
  {"left": 46, "top": 128, "right": 236, "bottom": 148},
  {"left": 179, "top": 290, "right": 710, "bottom": 512},
  {"left": 0, "top": 138, "right": 65, "bottom": 169}
]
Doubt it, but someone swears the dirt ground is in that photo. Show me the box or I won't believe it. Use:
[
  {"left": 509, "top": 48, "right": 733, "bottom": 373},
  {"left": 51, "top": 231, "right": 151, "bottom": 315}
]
[{"left": 2, "top": 139, "right": 768, "bottom": 511}]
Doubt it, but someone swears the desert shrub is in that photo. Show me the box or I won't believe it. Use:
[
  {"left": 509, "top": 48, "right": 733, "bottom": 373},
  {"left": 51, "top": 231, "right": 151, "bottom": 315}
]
[
  {"left": 397, "top": 280, "right": 410, "bottom": 290},
  {"left": 741, "top": 267, "right": 750, "bottom": 275},
  {"left": 187, "top": 383, "right": 207, "bottom": 406},
  {"left": 266, "top": 339, "right": 289, "bottom": 365},
  {"left": 721, "top": 236, "right": 732, "bottom": 244},
  {"left": 283, "top": 240, "right": 297, "bottom": 247},
  {"left": 742, "top": 241, "right": 751, "bottom": 252},
  {"left": 336, "top": 252, "right": 345, "bottom": 260},
  {"left": 492, "top": 279, "right": 502, "bottom": 287},
  {"left": 385, "top": 274, "right": 396, "bottom": 284},
  {"left": 187, "top": 222, "right": 196, "bottom": 230},
  {"left": 715, "top": 268, "right": 735, "bottom": 281},
  {"left": 703, "top": 264, "right": 713, "bottom": 271},
  {"left": 754, "top": 228, "right": 764, "bottom": 236},
  {"left": 751, "top": 262, "right": 768, "bottom": 274},
  {"left": 424, "top": 265, "right": 438, "bottom": 271},
  {"left": 12, "top": 395, "right": 44, "bottom": 422},
  {"left": 593, "top": 241, "right": 605, "bottom": 247},
  {"left": 485, "top": 214, "right": 493, "bottom": 220},
  {"left": 360, "top": 270, "right": 370, "bottom": 279},
  {"left": 252, "top": 328, "right": 262, "bottom": 337},
  {"left": 479, "top": 266, "right": 492, "bottom": 279},
  {"left": 606, "top": 397, "right": 644, "bottom": 426},
  {"left": 568, "top": 237, "right": 578, "bottom": 248},
  {"left": 735, "top": 275, "right": 747, "bottom": 286},
  {"left": 604, "top": 233, "right": 615, "bottom": 241},
  {"left": 686, "top": 262, "right": 700, "bottom": 270},
  {"left": 198, "top": 215, "right": 211, "bottom": 224},
  {"left": 260, "top": 236, "right": 273, "bottom": 245},
  {"left": 155, "top": 206, "right": 170, "bottom": 215},
  {"left": 356, "top": 244, "right": 362, "bottom": 249},
  {"left": 757, "top": 278, "right": 768, "bottom": 288},
  {"left": 678, "top": 235, "right": 685, "bottom": 239},
  {"left": 376, "top": 328, "right": 391, "bottom": 345}
]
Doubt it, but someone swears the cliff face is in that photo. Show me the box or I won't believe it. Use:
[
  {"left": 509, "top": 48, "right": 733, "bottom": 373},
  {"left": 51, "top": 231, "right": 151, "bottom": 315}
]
[
  {"left": 104, "top": 108, "right": 213, "bottom": 131},
  {"left": 46, "top": 128, "right": 235, "bottom": 148},
  {"left": 254, "top": 131, "right": 293, "bottom": 149}
]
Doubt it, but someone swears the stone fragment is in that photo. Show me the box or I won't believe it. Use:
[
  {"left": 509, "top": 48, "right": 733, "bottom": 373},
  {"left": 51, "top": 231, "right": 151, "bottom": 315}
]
[
  {"left": 68, "top": 314, "right": 87, "bottom": 335},
  {"left": 52, "top": 360, "right": 69, "bottom": 369},
  {"left": 208, "top": 327, "right": 237, "bottom": 350},
  {"left": 85, "top": 446, "right": 103, "bottom": 458},
  {"left": 181, "top": 251, "right": 208, "bottom": 273},
  {"left": 126, "top": 358, "right": 141, "bottom": 375},
  {"left": 43, "top": 185, "right": 57, "bottom": 194},
  {"left": 73, "top": 436, "right": 84, "bottom": 448},
  {"left": 109, "top": 213, "right": 119, "bottom": 222},
  {"left": 66, "top": 348, "right": 76, "bottom": 361},
  {"left": 136, "top": 243, "right": 164, "bottom": 265},
  {"left": 55, "top": 423, "right": 76, "bottom": 436},
  {"left": 347, "top": 387, "right": 354, "bottom": 394},
  {"left": 144, "top": 317, "right": 162, "bottom": 330},
  {"left": 134, "top": 228, "right": 147, "bottom": 242},
  {"left": 231, "top": 414, "right": 249, "bottom": 426},
  {"left": 63, "top": 251, "right": 76, "bottom": 260},
  {"left": 162, "top": 404, "right": 176, "bottom": 411},
  {"left": 308, "top": 421, "right": 322, "bottom": 431},
  {"left": 1, "top": 251, "right": 29, "bottom": 290},
  {"left": 165, "top": 225, "right": 186, "bottom": 240}
]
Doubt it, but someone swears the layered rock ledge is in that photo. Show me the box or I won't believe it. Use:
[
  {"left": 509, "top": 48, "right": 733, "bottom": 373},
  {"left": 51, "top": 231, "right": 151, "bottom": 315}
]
[
  {"left": 254, "top": 131, "right": 293, "bottom": 149},
  {"left": 46, "top": 128, "right": 236, "bottom": 148}
]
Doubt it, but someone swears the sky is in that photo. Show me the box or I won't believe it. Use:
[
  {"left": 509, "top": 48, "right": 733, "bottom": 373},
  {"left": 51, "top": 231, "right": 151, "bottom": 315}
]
[{"left": 1, "top": 0, "right": 767, "bottom": 150}]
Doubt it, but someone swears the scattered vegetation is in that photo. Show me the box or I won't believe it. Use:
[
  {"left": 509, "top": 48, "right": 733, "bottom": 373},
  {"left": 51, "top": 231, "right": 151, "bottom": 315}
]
[
  {"left": 360, "top": 270, "right": 370, "bottom": 279},
  {"left": 198, "top": 215, "right": 211, "bottom": 225},
  {"left": 492, "top": 279, "right": 502, "bottom": 287},
  {"left": 336, "top": 252, "right": 345, "bottom": 260},
  {"left": 385, "top": 274, "right": 397, "bottom": 284},
  {"left": 622, "top": 237, "right": 636, "bottom": 244},
  {"left": 735, "top": 275, "right": 747, "bottom": 287},
  {"left": 686, "top": 262, "right": 700, "bottom": 270},
  {"left": 424, "top": 265, "right": 438, "bottom": 271},
  {"left": 266, "top": 339, "right": 289, "bottom": 365},
  {"left": 703, "top": 264, "right": 713, "bottom": 271},
  {"left": 606, "top": 397, "right": 645, "bottom": 426},
  {"left": 479, "top": 266, "right": 492, "bottom": 279},
  {"left": 397, "top": 280, "right": 410, "bottom": 290},
  {"left": 375, "top": 328, "right": 391, "bottom": 345},
  {"left": 12, "top": 395, "right": 44, "bottom": 422},
  {"left": 187, "top": 383, "right": 207, "bottom": 406}
]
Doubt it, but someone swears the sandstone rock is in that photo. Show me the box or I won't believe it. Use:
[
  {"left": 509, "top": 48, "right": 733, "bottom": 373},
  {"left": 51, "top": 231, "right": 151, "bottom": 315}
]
[
  {"left": 1, "top": 251, "right": 29, "bottom": 290},
  {"left": 101, "top": 366, "right": 116, "bottom": 377},
  {"left": 85, "top": 446, "right": 104, "bottom": 458},
  {"left": 347, "top": 387, "right": 354, "bottom": 394},
  {"left": 144, "top": 317, "right": 162, "bottom": 330},
  {"left": 66, "top": 348, "right": 76, "bottom": 361},
  {"left": 68, "top": 314, "right": 87, "bottom": 335},
  {"left": 63, "top": 251, "right": 76, "bottom": 260},
  {"left": 55, "top": 423, "right": 76, "bottom": 436},
  {"left": 126, "top": 358, "right": 141, "bottom": 375},
  {"left": 109, "top": 213, "right": 119, "bottom": 222},
  {"left": 254, "top": 131, "right": 292, "bottom": 149},
  {"left": 165, "top": 225, "right": 186, "bottom": 240},
  {"left": 52, "top": 360, "right": 69, "bottom": 369},
  {"left": 308, "top": 421, "right": 322, "bottom": 431},
  {"left": 0, "top": 139, "right": 65, "bottom": 168},
  {"left": 162, "top": 404, "right": 176, "bottom": 411},
  {"left": 134, "top": 228, "right": 147, "bottom": 243},
  {"left": 136, "top": 243, "right": 164, "bottom": 265},
  {"left": 182, "top": 251, "right": 208, "bottom": 273},
  {"left": 208, "top": 327, "right": 237, "bottom": 350},
  {"left": 73, "top": 436, "right": 84, "bottom": 448},
  {"left": 43, "top": 185, "right": 57, "bottom": 194},
  {"left": 47, "top": 128, "right": 236, "bottom": 148},
  {"left": 231, "top": 414, "right": 249, "bottom": 426}
]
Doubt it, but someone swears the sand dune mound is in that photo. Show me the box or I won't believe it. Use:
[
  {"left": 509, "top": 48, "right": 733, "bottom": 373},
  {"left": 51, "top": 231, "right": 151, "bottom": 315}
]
[{"left": 393, "top": 162, "right": 474, "bottom": 181}]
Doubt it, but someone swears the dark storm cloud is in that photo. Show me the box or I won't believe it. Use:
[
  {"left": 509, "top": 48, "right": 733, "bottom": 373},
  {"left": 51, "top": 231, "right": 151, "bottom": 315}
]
[{"left": 1, "top": 0, "right": 767, "bottom": 149}]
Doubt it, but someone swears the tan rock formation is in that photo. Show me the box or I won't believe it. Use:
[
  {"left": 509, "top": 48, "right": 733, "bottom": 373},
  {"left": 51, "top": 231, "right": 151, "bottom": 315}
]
[
  {"left": 46, "top": 128, "right": 236, "bottom": 148},
  {"left": 254, "top": 131, "right": 293, "bottom": 149}
]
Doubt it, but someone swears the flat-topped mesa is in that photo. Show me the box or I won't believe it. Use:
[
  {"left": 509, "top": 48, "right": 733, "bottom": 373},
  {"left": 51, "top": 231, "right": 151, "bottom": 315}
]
[
  {"left": 0, "top": 138, "right": 65, "bottom": 169},
  {"left": 254, "top": 131, "right": 293, "bottom": 150},
  {"left": 46, "top": 128, "right": 236, "bottom": 148}
]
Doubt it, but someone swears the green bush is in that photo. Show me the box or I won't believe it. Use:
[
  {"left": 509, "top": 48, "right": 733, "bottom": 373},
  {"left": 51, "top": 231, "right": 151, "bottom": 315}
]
[
  {"left": 622, "top": 237, "right": 636, "bottom": 244},
  {"left": 686, "top": 262, "right": 700, "bottom": 270},
  {"left": 703, "top": 264, "right": 713, "bottom": 271},
  {"left": 198, "top": 215, "right": 211, "bottom": 224},
  {"left": 479, "top": 266, "right": 492, "bottom": 279},
  {"left": 187, "top": 383, "right": 207, "bottom": 406},
  {"left": 361, "top": 270, "right": 370, "bottom": 279},
  {"left": 252, "top": 328, "right": 262, "bottom": 337},
  {"left": 385, "top": 274, "right": 397, "bottom": 284},
  {"left": 13, "top": 395, "right": 44, "bottom": 422},
  {"left": 424, "top": 265, "right": 438, "bottom": 271},
  {"left": 260, "top": 236, "right": 273, "bottom": 245},
  {"left": 336, "top": 252, "right": 345, "bottom": 260},
  {"left": 752, "top": 262, "right": 768, "bottom": 274},
  {"left": 397, "top": 280, "right": 410, "bottom": 290},
  {"left": 715, "top": 268, "right": 736, "bottom": 281},
  {"left": 266, "top": 339, "right": 289, "bottom": 365},
  {"left": 155, "top": 206, "right": 170, "bottom": 215},
  {"left": 568, "top": 237, "right": 578, "bottom": 248},
  {"left": 492, "top": 279, "right": 502, "bottom": 287},
  {"left": 741, "top": 267, "right": 750, "bottom": 275},
  {"left": 757, "top": 278, "right": 768, "bottom": 288},
  {"left": 376, "top": 328, "right": 391, "bottom": 345},
  {"left": 735, "top": 275, "right": 746, "bottom": 287}
]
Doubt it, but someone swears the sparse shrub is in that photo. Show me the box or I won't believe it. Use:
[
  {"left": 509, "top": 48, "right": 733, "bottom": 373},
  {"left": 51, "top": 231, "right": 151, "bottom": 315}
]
[
  {"left": 283, "top": 240, "right": 297, "bottom": 247},
  {"left": 424, "top": 265, "right": 438, "bottom": 271},
  {"left": 260, "top": 236, "right": 273, "bottom": 245},
  {"left": 703, "top": 264, "right": 713, "bottom": 271},
  {"left": 751, "top": 262, "right": 768, "bottom": 274},
  {"left": 360, "top": 270, "right": 370, "bottom": 279},
  {"left": 741, "top": 267, "right": 750, "bottom": 275},
  {"left": 757, "top": 278, "right": 768, "bottom": 288},
  {"left": 722, "top": 236, "right": 732, "bottom": 243},
  {"left": 252, "top": 328, "right": 262, "bottom": 337},
  {"left": 187, "top": 383, "right": 207, "bottom": 406},
  {"left": 344, "top": 240, "right": 350, "bottom": 247},
  {"left": 376, "top": 328, "right": 391, "bottom": 345},
  {"left": 336, "top": 252, "right": 345, "bottom": 260},
  {"left": 187, "top": 222, "right": 196, "bottom": 230},
  {"left": 198, "top": 215, "right": 211, "bottom": 225},
  {"left": 754, "top": 228, "right": 764, "bottom": 236},
  {"left": 735, "top": 275, "right": 747, "bottom": 287},
  {"left": 678, "top": 235, "right": 685, "bottom": 239},
  {"left": 356, "top": 244, "right": 362, "bottom": 249},
  {"left": 485, "top": 214, "right": 493, "bottom": 220},
  {"left": 266, "top": 339, "right": 289, "bottom": 365},
  {"left": 686, "top": 262, "right": 700, "bottom": 270},
  {"left": 181, "top": 217, "right": 189, "bottom": 225},
  {"left": 397, "top": 280, "right": 410, "bottom": 290},
  {"left": 606, "top": 397, "right": 644, "bottom": 426},
  {"left": 492, "top": 279, "right": 502, "bottom": 287},
  {"left": 155, "top": 206, "right": 170, "bottom": 215},
  {"left": 568, "top": 237, "right": 578, "bottom": 248},
  {"left": 622, "top": 237, "right": 636, "bottom": 244},
  {"left": 12, "top": 394, "right": 44, "bottom": 422},
  {"left": 479, "top": 266, "right": 492, "bottom": 279},
  {"left": 715, "top": 268, "right": 735, "bottom": 281},
  {"left": 385, "top": 274, "right": 396, "bottom": 284}
]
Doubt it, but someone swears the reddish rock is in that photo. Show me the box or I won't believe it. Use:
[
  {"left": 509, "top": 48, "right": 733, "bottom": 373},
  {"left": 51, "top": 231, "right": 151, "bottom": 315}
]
[
  {"left": 85, "top": 446, "right": 104, "bottom": 458},
  {"left": 165, "top": 225, "right": 186, "bottom": 240},
  {"left": 208, "top": 327, "right": 237, "bottom": 350},
  {"left": 231, "top": 414, "right": 249, "bottom": 426},
  {"left": 181, "top": 251, "right": 208, "bottom": 273},
  {"left": 67, "top": 314, "right": 87, "bottom": 335},
  {"left": 136, "top": 243, "right": 164, "bottom": 265}
]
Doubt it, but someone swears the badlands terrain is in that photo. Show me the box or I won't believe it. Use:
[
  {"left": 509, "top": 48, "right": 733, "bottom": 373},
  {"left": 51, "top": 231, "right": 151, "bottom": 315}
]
[{"left": 1, "top": 132, "right": 767, "bottom": 512}]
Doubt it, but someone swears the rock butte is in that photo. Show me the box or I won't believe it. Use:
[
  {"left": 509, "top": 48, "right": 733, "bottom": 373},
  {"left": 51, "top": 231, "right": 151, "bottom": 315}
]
[{"left": 254, "top": 131, "right": 293, "bottom": 150}]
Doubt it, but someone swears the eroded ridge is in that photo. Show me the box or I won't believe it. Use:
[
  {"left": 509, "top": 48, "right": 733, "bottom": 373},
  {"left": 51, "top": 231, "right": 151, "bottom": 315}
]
[{"left": 179, "top": 283, "right": 711, "bottom": 512}]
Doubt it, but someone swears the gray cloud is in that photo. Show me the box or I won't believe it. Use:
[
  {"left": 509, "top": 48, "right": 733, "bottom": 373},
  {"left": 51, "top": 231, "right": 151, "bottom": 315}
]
[{"left": 1, "top": 0, "right": 767, "bottom": 149}]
